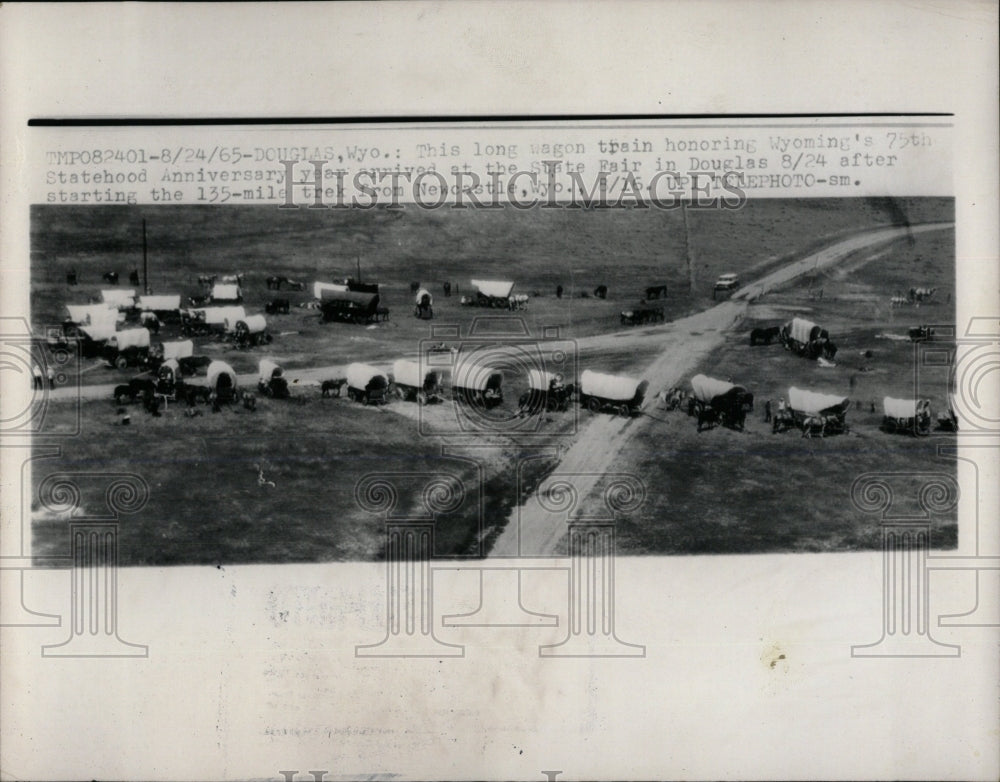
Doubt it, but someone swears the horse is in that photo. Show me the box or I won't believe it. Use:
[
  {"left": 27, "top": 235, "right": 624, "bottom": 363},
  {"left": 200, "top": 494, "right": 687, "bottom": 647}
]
[
  {"left": 265, "top": 275, "right": 284, "bottom": 290},
  {"left": 750, "top": 326, "right": 781, "bottom": 345},
  {"left": 911, "top": 286, "right": 937, "bottom": 303},
  {"left": 593, "top": 285, "right": 608, "bottom": 299},
  {"left": 801, "top": 415, "right": 827, "bottom": 438},
  {"left": 890, "top": 295, "right": 910, "bottom": 308},
  {"left": 321, "top": 378, "right": 347, "bottom": 398},
  {"left": 285, "top": 279, "right": 306, "bottom": 291},
  {"left": 197, "top": 274, "right": 217, "bottom": 287},
  {"left": 645, "top": 284, "right": 667, "bottom": 300},
  {"left": 265, "top": 298, "right": 290, "bottom": 315},
  {"left": 184, "top": 385, "right": 212, "bottom": 406},
  {"left": 102, "top": 271, "right": 119, "bottom": 285},
  {"left": 696, "top": 406, "right": 718, "bottom": 432}
]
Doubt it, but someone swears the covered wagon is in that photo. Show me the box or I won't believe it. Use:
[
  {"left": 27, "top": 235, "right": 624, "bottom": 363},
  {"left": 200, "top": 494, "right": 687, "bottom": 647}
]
[
  {"left": 319, "top": 290, "right": 382, "bottom": 324},
  {"left": 232, "top": 314, "right": 270, "bottom": 349},
  {"left": 103, "top": 327, "right": 151, "bottom": 370},
  {"left": 152, "top": 358, "right": 183, "bottom": 399},
  {"left": 452, "top": 358, "right": 504, "bottom": 407},
  {"left": 66, "top": 303, "right": 120, "bottom": 329},
  {"left": 257, "top": 358, "right": 289, "bottom": 399},
  {"left": 774, "top": 386, "right": 850, "bottom": 436},
  {"left": 689, "top": 374, "right": 754, "bottom": 430},
  {"left": 184, "top": 305, "right": 246, "bottom": 337},
  {"left": 780, "top": 317, "right": 837, "bottom": 360},
  {"left": 470, "top": 279, "right": 515, "bottom": 308},
  {"left": 101, "top": 289, "right": 137, "bottom": 310},
  {"left": 210, "top": 282, "right": 242, "bottom": 303},
  {"left": 518, "top": 368, "right": 575, "bottom": 414},
  {"left": 137, "top": 294, "right": 182, "bottom": 322},
  {"left": 882, "top": 396, "right": 931, "bottom": 436},
  {"left": 313, "top": 281, "right": 349, "bottom": 300},
  {"left": 579, "top": 369, "right": 648, "bottom": 417},
  {"left": 186, "top": 360, "right": 239, "bottom": 404},
  {"left": 391, "top": 359, "right": 443, "bottom": 403},
  {"left": 346, "top": 362, "right": 390, "bottom": 405},
  {"left": 58, "top": 304, "right": 120, "bottom": 356},
  {"left": 161, "top": 339, "right": 194, "bottom": 361}
]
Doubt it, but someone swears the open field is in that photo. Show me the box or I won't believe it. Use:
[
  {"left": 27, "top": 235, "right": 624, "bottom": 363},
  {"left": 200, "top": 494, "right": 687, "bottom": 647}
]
[
  {"left": 31, "top": 199, "right": 952, "bottom": 380},
  {"left": 29, "top": 199, "right": 955, "bottom": 564},
  {"left": 575, "top": 227, "right": 958, "bottom": 554}
]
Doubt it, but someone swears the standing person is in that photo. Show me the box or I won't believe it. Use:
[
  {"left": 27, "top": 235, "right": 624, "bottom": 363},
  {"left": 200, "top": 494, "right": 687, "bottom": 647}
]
[
  {"left": 764, "top": 399, "right": 772, "bottom": 423},
  {"left": 46, "top": 365, "right": 55, "bottom": 389},
  {"left": 777, "top": 397, "right": 787, "bottom": 416},
  {"left": 32, "top": 363, "right": 44, "bottom": 390}
]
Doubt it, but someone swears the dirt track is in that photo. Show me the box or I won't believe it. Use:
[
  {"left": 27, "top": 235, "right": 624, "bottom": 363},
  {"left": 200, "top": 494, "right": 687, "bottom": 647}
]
[{"left": 488, "top": 221, "right": 954, "bottom": 557}]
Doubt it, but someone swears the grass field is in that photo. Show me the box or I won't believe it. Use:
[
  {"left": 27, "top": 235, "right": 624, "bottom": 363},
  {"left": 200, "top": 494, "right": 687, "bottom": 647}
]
[
  {"left": 29, "top": 198, "right": 955, "bottom": 564},
  {"left": 31, "top": 198, "right": 952, "bottom": 379},
  {"left": 601, "top": 227, "right": 958, "bottom": 555}
]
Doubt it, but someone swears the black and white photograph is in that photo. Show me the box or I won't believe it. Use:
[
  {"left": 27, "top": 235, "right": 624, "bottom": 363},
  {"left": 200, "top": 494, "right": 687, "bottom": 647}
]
[{"left": 1, "top": 4, "right": 997, "bottom": 781}]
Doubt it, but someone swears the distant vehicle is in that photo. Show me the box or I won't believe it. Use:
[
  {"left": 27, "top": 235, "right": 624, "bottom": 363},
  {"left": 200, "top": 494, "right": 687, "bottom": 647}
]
[{"left": 713, "top": 273, "right": 740, "bottom": 294}]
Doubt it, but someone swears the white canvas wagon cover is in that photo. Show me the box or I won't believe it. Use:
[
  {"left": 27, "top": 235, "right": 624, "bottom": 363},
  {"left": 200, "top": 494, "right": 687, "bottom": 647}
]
[
  {"left": 392, "top": 359, "right": 435, "bottom": 388},
  {"left": 527, "top": 369, "right": 563, "bottom": 391},
  {"left": 314, "top": 281, "right": 349, "bottom": 300},
  {"left": 211, "top": 283, "right": 241, "bottom": 301},
  {"left": 109, "top": 328, "right": 150, "bottom": 351},
  {"left": 347, "top": 362, "right": 388, "bottom": 390},
  {"left": 883, "top": 397, "right": 927, "bottom": 419},
  {"left": 66, "top": 303, "right": 116, "bottom": 326},
  {"left": 160, "top": 358, "right": 180, "bottom": 376},
  {"left": 580, "top": 369, "right": 643, "bottom": 402},
  {"left": 162, "top": 340, "right": 193, "bottom": 360},
  {"left": 101, "top": 289, "right": 137, "bottom": 309},
  {"left": 786, "top": 317, "right": 818, "bottom": 345},
  {"left": 453, "top": 358, "right": 503, "bottom": 391},
  {"left": 197, "top": 306, "right": 245, "bottom": 326},
  {"left": 415, "top": 288, "right": 433, "bottom": 305},
  {"left": 78, "top": 322, "right": 118, "bottom": 342},
  {"left": 690, "top": 374, "right": 736, "bottom": 403},
  {"left": 205, "top": 360, "right": 237, "bottom": 388},
  {"left": 258, "top": 358, "right": 282, "bottom": 380},
  {"left": 788, "top": 386, "right": 848, "bottom": 415},
  {"left": 236, "top": 314, "right": 268, "bottom": 334},
  {"left": 471, "top": 279, "right": 515, "bottom": 299},
  {"left": 138, "top": 295, "right": 181, "bottom": 311}
]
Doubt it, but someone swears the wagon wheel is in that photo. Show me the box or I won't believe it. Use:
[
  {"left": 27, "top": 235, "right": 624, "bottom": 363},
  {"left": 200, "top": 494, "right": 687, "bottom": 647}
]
[
  {"left": 617, "top": 404, "right": 631, "bottom": 418},
  {"left": 587, "top": 397, "right": 601, "bottom": 413},
  {"left": 114, "top": 355, "right": 128, "bottom": 370}
]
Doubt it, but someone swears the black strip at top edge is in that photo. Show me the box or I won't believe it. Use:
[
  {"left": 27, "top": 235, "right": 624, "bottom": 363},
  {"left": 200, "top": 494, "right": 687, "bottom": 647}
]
[{"left": 28, "top": 112, "right": 954, "bottom": 127}]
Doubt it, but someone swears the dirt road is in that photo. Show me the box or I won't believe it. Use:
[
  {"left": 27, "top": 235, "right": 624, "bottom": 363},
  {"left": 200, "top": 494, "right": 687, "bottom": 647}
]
[{"left": 489, "top": 221, "right": 954, "bottom": 557}]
